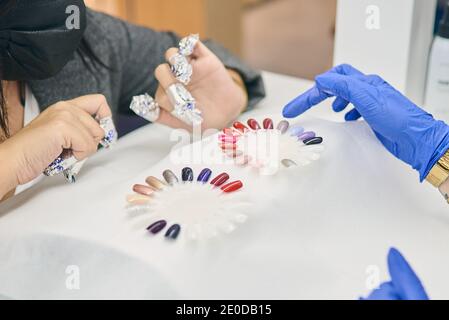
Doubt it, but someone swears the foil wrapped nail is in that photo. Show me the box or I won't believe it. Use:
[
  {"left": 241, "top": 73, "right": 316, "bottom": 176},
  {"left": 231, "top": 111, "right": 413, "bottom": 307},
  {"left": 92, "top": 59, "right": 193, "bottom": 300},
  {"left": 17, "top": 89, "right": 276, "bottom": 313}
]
[
  {"left": 182, "top": 167, "right": 194, "bottom": 182},
  {"left": 44, "top": 117, "right": 117, "bottom": 180},
  {"left": 99, "top": 116, "right": 118, "bottom": 148},
  {"left": 169, "top": 53, "right": 193, "bottom": 85},
  {"left": 43, "top": 150, "right": 78, "bottom": 177},
  {"left": 63, "top": 159, "right": 87, "bottom": 183},
  {"left": 163, "top": 170, "right": 179, "bottom": 185},
  {"left": 179, "top": 34, "right": 199, "bottom": 56},
  {"left": 147, "top": 220, "right": 167, "bottom": 235},
  {"left": 197, "top": 168, "right": 212, "bottom": 183},
  {"left": 165, "top": 224, "right": 181, "bottom": 240},
  {"left": 129, "top": 93, "right": 161, "bottom": 122}
]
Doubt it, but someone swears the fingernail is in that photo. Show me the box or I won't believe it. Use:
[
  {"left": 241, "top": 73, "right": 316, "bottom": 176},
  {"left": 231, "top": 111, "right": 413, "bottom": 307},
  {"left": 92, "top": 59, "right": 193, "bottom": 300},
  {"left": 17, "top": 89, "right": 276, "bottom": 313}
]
[
  {"left": 182, "top": 167, "right": 194, "bottom": 182},
  {"left": 247, "top": 118, "right": 261, "bottom": 130},
  {"left": 146, "top": 176, "right": 166, "bottom": 190},
  {"left": 289, "top": 125, "right": 304, "bottom": 136},
  {"left": 263, "top": 118, "right": 274, "bottom": 129},
  {"left": 303, "top": 137, "right": 323, "bottom": 145},
  {"left": 165, "top": 224, "right": 181, "bottom": 240},
  {"left": 147, "top": 220, "right": 167, "bottom": 234},
  {"left": 127, "top": 194, "right": 151, "bottom": 205},
  {"left": 163, "top": 170, "right": 179, "bottom": 185},
  {"left": 221, "top": 180, "right": 243, "bottom": 193},
  {"left": 197, "top": 168, "right": 212, "bottom": 183},
  {"left": 233, "top": 122, "right": 248, "bottom": 133},
  {"left": 133, "top": 184, "right": 154, "bottom": 196},
  {"left": 281, "top": 159, "right": 298, "bottom": 168},
  {"left": 210, "top": 173, "right": 230, "bottom": 187},
  {"left": 298, "top": 131, "right": 316, "bottom": 141},
  {"left": 221, "top": 143, "right": 237, "bottom": 150},
  {"left": 277, "top": 120, "right": 290, "bottom": 134}
]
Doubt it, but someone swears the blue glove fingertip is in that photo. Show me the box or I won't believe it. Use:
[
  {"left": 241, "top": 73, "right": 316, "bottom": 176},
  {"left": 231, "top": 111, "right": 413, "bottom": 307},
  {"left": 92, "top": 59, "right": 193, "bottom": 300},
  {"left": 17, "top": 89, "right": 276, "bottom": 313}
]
[
  {"left": 388, "top": 247, "right": 429, "bottom": 300},
  {"left": 332, "top": 97, "right": 350, "bottom": 112},
  {"left": 345, "top": 109, "right": 361, "bottom": 121}
]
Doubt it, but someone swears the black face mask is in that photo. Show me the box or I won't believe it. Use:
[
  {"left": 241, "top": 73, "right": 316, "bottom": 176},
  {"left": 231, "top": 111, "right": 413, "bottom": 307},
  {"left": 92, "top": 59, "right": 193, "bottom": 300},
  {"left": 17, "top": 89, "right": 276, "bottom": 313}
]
[{"left": 0, "top": 0, "right": 87, "bottom": 80}]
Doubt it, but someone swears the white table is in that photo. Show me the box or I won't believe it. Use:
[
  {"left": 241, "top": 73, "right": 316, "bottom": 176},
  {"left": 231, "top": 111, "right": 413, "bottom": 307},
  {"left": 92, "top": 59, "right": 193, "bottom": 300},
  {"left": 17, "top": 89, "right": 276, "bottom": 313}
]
[{"left": 0, "top": 72, "right": 448, "bottom": 300}]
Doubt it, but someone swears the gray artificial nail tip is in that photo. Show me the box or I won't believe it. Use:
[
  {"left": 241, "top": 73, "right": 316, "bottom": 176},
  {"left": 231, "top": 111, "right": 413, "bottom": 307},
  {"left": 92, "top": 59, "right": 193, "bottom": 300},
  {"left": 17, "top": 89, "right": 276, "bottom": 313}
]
[
  {"left": 282, "top": 159, "right": 298, "bottom": 168},
  {"left": 163, "top": 170, "right": 179, "bottom": 185},
  {"left": 277, "top": 120, "right": 290, "bottom": 134}
]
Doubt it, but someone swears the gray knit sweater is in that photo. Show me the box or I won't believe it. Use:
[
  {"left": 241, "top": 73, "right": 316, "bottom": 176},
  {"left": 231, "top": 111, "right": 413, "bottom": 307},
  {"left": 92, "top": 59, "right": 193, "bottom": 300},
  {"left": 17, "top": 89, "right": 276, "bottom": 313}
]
[{"left": 27, "top": 10, "right": 265, "bottom": 134}]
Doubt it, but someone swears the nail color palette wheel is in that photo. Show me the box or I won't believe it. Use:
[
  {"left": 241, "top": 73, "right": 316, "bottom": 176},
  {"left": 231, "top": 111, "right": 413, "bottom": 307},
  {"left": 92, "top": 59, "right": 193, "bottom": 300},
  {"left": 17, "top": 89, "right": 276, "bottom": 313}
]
[
  {"left": 220, "top": 118, "right": 325, "bottom": 174},
  {"left": 126, "top": 168, "right": 249, "bottom": 242}
]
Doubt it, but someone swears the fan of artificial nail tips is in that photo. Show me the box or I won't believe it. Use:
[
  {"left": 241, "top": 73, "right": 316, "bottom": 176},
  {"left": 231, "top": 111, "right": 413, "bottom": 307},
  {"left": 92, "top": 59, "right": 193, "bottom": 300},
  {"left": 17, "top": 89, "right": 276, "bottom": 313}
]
[
  {"left": 126, "top": 168, "right": 249, "bottom": 241},
  {"left": 220, "top": 118, "right": 324, "bottom": 173}
]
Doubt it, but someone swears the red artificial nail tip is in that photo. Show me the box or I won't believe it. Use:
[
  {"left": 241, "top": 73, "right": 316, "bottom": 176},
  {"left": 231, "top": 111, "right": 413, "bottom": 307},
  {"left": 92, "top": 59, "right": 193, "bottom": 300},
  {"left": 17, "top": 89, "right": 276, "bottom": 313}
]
[
  {"left": 210, "top": 173, "right": 230, "bottom": 187},
  {"left": 263, "top": 118, "right": 274, "bottom": 130},
  {"left": 233, "top": 122, "right": 248, "bottom": 133},
  {"left": 221, "top": 180, "right": 243, "bottom": 193},
  {"left": 247, "top": 119, "right": 261, "bottom": 130}
]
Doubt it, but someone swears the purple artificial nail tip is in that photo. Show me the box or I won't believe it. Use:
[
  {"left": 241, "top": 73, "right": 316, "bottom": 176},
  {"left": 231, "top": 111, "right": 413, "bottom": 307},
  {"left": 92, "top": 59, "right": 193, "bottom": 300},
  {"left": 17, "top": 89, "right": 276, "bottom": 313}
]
[
  {"left": 289, "top": 125, "right": 304, "bottom": 136},
  {"left": 147, "top": 220, "right": 167, "bottom": 235},
  {"left": 197, "top": 168, "right": 212, "bottom": 183},
  {"left": 298, "top": 131, "right": 316, "bottom": 141}
]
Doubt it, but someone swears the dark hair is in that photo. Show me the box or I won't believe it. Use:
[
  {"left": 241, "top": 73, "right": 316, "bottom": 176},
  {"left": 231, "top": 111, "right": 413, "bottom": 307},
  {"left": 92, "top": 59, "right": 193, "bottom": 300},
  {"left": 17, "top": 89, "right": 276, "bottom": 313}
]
[
  {"left": 0, "top": 0, "right": 110, "bottom": 139},
  {"left": 0, "top": 0, "right": 15, "bottom": 138}
]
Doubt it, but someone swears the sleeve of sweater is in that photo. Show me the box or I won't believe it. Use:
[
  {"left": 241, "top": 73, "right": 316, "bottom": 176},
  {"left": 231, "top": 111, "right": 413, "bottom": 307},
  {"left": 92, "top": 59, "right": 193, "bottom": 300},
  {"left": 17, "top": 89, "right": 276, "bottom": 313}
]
[{"left": 87, "top": 10, "right": 266, "bottom": 115}]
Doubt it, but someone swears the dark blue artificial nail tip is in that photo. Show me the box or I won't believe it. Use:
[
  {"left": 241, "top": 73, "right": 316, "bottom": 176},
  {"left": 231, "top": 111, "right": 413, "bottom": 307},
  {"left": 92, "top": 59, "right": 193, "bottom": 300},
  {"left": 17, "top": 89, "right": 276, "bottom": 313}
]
[
  {"left": 182, "top": 167, "right": 194, "bottom": 182},
  {"left": 303, "top": 137, "right": 323, "bottom": 146},
  {"left": 197, "top": 168, "right": 212, "bottom": 183},
  {"left": 165, "top": 224, "right": 181, "bottom": 240}
]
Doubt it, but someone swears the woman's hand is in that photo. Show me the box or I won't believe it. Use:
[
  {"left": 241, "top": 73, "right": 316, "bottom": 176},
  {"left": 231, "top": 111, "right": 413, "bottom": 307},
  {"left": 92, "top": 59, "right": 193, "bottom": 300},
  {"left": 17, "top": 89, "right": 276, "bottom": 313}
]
[
  {"left": 154, "top": 41, "right": 248, "bottom": 130},
  {"left": 0, "top": 94, "right": 111, "bottom": 198},
  {"left": 283, "top": 64, "right": 449, "bottom": 181}
]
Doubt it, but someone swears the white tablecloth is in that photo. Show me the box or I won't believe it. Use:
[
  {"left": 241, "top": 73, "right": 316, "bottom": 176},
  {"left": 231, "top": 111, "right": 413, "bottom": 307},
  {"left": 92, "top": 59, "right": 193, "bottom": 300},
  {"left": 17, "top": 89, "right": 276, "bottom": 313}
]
[{"left": 0, "top": 72, "right": 448, "bottom": 300}]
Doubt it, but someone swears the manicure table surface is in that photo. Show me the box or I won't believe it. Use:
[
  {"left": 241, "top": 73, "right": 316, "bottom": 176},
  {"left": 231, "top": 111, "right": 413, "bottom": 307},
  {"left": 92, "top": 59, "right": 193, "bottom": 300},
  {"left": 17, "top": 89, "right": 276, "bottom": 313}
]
[{"left": 0, "top": 72, "right": 448, "bottom": 300}]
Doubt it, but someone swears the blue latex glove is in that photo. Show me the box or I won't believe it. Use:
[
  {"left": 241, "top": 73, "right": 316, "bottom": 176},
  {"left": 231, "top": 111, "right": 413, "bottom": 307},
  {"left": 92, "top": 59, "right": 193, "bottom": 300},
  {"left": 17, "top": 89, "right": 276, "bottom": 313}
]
[
  {"left": 364, "top": 248, "right": 429, "bottom": 300},
  {"left": 283, "top": 64, "right": 449, "bottom": 181}
]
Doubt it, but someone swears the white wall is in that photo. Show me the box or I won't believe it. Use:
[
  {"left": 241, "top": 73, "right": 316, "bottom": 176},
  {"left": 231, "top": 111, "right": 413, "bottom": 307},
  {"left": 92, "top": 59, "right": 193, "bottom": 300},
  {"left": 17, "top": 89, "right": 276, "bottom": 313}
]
[{"left": 334, "top": 0, "right": 437, "bottom": 104}]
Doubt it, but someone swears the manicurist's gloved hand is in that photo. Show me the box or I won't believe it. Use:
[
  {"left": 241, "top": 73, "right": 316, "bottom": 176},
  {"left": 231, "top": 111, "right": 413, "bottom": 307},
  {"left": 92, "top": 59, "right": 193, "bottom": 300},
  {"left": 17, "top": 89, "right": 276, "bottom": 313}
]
[
  {"left": 363, "top": 248, "right": 429, "bottom": 300},
  {"left": 283, "top": 64, "right": 449, "bottom": 181}
]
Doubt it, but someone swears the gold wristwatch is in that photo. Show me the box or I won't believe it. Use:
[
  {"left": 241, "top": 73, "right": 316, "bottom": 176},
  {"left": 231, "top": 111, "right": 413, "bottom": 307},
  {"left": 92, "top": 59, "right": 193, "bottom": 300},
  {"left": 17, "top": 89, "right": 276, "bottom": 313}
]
[{"left": 426, "top": 149, "right": 449, "bottom": 203}]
